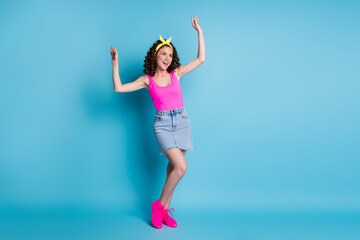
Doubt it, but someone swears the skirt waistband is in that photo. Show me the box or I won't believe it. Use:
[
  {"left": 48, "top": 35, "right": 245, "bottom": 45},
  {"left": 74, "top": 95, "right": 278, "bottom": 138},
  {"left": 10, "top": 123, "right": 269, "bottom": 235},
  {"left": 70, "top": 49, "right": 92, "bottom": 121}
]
[{"left": 156, "top": 107, "right": 185, "bottom": 115}]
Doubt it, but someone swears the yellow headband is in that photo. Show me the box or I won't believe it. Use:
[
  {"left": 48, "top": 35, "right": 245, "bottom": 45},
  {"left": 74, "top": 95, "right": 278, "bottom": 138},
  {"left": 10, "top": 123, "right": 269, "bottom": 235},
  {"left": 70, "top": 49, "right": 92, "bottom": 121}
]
[{"left": 154, "top": 34, "right": 173, "bottom": 55}]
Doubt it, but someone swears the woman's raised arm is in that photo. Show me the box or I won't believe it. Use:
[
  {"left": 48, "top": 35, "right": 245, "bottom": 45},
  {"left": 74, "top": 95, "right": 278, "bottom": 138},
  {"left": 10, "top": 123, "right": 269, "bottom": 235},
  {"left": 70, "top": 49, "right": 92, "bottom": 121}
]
[
  {"left": 111, "top": 46, "right": 146, "bottom": 93},
  {"left": 175, "top": 16, "right": 206, "bottom": 78}
]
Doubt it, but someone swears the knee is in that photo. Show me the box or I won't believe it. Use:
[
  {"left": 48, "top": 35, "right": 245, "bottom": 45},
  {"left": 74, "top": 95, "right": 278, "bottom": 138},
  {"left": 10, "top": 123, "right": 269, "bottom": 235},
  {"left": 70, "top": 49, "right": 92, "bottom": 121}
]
[{"left": 174, "top": 164, "right": 187, "bottom": 177}]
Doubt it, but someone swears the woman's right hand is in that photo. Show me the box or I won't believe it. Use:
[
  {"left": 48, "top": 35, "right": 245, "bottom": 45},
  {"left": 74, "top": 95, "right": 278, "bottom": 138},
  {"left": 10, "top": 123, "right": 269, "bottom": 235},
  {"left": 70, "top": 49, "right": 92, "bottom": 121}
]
[{"left": 110, "top": 46, "right": 118, "bottom": 65}]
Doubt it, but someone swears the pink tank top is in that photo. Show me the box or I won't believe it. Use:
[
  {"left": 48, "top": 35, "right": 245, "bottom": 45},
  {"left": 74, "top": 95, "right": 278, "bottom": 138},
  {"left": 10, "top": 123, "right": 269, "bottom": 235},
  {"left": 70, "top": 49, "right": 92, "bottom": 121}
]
[{"left": 148, "top": 71, "right": 185, "bottom": 110}]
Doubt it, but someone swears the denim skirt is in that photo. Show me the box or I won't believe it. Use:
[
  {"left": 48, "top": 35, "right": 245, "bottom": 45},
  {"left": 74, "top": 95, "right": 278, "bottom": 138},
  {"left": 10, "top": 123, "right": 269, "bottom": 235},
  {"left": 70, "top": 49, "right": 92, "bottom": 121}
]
[{"left": 153, "top": 107, "right": 193, "bottom": 155}]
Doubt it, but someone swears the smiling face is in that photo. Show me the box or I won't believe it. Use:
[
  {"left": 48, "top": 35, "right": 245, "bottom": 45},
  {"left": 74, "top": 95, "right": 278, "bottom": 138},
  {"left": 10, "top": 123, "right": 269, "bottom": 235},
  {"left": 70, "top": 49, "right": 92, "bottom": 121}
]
[{"left": 156, "top": 46, "right": 173, "bottom": 70}]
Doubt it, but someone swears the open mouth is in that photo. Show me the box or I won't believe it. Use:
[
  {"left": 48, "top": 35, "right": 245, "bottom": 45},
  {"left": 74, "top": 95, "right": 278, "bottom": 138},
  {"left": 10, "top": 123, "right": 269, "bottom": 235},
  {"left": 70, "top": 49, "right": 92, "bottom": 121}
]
[{"left": 162, "top": 61, "right": 169, "bottom": 66}]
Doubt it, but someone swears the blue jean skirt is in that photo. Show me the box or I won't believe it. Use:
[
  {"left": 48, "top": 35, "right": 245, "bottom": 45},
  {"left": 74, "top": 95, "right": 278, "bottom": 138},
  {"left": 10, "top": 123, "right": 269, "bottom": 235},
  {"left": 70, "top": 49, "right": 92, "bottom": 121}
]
[{"left": 153, "top": 107, "right": 193, "bottom": 155}]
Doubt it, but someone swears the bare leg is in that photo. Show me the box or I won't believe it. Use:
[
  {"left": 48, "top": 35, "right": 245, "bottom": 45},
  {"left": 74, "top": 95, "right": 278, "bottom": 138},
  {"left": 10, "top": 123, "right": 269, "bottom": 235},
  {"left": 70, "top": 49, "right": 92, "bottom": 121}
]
[
  {"left": 159, "top": 148, "right": 187, "bottom": 206},
  {"left": 164, "top": 149, "right": 186, "bottom": 209}
]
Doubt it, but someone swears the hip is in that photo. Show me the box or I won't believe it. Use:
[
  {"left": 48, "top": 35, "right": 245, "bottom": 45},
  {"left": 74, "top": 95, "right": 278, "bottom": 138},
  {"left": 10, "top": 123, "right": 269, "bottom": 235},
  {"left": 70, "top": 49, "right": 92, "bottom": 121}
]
[{"left": 153, "top": 107, "right": 190, "bottom": 128}]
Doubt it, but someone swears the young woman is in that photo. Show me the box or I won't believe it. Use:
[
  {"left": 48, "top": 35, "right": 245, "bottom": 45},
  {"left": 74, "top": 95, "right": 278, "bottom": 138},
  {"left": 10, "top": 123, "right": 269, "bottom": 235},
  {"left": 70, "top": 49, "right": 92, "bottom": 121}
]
[{"left": 110, "top": 16, "right": 205, "bottom": 229}]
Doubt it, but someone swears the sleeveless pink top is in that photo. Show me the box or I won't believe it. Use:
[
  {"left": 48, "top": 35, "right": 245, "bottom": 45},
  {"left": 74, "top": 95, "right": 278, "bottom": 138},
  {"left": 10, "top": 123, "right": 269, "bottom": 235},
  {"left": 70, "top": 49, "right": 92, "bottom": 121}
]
[{"left": 148, "top": 71, "right": 185, "bottom": 110}]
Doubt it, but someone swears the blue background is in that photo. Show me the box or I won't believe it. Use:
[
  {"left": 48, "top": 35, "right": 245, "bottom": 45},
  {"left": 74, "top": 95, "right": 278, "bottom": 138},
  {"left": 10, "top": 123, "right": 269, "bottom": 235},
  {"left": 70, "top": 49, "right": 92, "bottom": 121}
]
[{"left": 0, "top": 0, "right": 359, "bottom": 239}]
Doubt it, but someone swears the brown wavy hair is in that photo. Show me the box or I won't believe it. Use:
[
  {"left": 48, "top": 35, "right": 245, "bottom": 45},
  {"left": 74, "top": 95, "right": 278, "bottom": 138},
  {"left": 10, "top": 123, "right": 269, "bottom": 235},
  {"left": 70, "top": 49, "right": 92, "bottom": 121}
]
[{"left": 143, "top": 39, "right": 181, "bottom": 76}]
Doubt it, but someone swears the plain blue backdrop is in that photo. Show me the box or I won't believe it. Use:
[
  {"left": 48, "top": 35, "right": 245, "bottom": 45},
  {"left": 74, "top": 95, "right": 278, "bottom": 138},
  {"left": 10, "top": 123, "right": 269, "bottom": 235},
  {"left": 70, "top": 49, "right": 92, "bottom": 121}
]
[{"left": 0, "top": 0, "right": 359, "bottom": 239}]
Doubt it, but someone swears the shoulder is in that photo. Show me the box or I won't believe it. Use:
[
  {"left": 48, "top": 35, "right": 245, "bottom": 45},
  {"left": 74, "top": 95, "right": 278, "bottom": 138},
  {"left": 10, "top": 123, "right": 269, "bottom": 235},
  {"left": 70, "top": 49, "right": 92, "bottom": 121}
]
[
  {"left": 142, "top": 74, "right": 149, "bottom": 82},
  {"left": 134, "top": 74, "right": 149, "bottom": 83},
  {"left": 173, "top": 66, "right": 184, "bottom": 73},
  {"left": 173, "top": 66, "right": 184, "bottom": 81},
  {"left": 141, "top": 74, "right": 150, "bottom": 91}
]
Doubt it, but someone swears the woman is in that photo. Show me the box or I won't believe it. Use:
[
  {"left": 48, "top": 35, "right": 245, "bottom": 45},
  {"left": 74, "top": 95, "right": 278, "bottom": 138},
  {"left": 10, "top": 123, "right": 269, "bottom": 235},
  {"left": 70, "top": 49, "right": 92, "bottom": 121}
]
[{"left": 110, "top": 15, "right": 205, "bottom": 229}]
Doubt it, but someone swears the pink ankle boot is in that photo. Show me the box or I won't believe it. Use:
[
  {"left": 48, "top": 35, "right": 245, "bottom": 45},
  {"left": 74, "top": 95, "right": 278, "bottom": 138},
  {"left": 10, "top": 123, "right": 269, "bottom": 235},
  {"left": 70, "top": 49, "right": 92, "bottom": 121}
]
[
  {"left": 163, "top": 207, "right": 177, "bottom": 227},
  {"left": 151, "top": 199, "right": 164, "bottom": 229}
]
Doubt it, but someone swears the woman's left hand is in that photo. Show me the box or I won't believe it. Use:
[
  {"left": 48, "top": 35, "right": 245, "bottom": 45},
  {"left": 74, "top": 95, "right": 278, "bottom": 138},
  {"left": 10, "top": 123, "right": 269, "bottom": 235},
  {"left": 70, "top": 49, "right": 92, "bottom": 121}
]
[{"left": 191, "top": 15, "right": 203, "bottom": 33}]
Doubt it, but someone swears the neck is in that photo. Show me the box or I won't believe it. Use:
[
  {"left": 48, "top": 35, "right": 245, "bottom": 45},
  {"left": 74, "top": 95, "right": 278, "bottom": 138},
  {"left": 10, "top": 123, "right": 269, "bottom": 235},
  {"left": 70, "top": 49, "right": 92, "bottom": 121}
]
[{"left": 155, "top": 67, "right": 168, "bottom": 77}]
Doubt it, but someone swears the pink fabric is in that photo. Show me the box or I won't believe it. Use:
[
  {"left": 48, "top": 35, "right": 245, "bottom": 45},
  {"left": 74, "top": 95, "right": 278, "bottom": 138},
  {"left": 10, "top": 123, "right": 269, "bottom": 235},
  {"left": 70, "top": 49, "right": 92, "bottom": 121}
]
[
  {"left": 163, "top": 208, "right": 177, "bottom": 227},
  {"left": 148, "top": 71, "right": 185, "bottom": 110},
  {"left": 152, "top": 199, "right": 164, "bottom": 228}
]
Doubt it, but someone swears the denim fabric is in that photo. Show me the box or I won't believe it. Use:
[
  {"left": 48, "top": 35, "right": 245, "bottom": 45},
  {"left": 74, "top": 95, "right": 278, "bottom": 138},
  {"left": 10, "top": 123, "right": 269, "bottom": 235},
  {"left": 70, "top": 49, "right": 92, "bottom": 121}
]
[{"left": 153, "top": 107, "right": 193, "bottom": 155}]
